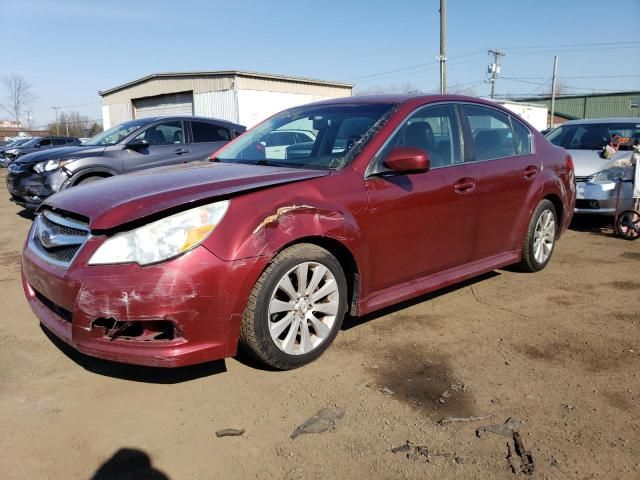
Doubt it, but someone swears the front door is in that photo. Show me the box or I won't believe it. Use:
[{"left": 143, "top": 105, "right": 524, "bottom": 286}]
[
  {"left": 123, "top": 120, "right": 188, "bottom": 172},
  {"left": 364, "top": 103, "right": 478, "bottom": 294}
]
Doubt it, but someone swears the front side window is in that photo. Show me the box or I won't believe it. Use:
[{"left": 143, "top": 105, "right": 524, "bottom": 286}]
[
  {"left": 377, "top": 103, "right": 463, "bottom": 169},
  {"left": 191, "top": 121, "right": 230, "bottom": 143},
  {"left": 463, "top": 105, "right": 516, "bottom": 161},
  {"left": 215, "top": 103, "right": 396, "bottom": 170},
  {"left": 511, "top": 118, "right": 532, "bottom": 155},
  {"left": 134, "top": 121, "right": 183, "bottom": 145}
]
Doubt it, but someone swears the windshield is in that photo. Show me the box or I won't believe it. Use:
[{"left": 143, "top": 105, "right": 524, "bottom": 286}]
[
  {"left": 547, "top": 122, "right": 640, "bottom": 150},
  {"left": 83, "top": 120, "right": 148, "bottom": 146},
  {"left": 215, "top": 103, "right": 397, "bottom": 170},
  {"left": 18, "top": 137, "right": 42, "bottom": 148},
  {"left": 5, "top": 138, "right": 28, "bottom": 148}
]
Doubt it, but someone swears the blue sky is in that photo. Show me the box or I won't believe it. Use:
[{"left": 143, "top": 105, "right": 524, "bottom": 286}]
[{"left": 1, "top": 0, "right": 639, "bottom": 127}]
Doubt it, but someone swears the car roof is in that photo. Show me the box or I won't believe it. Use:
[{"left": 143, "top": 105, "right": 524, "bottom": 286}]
[
  {"left": 134, "top": 115, "right": 245, "bottom": 129},
  {"left": 301, "top": 94, "right": 517, "bottom": 110},
  {"left": 559, "top": 117, "right": 640, "bottom": 126}
]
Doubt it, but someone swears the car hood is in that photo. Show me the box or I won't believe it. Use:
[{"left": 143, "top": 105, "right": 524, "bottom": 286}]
[
  {"left": 43, "top": 162, "right": 330, "bottom": 230},
  {"left": 14, "top": 145, "right": 104, "bottom": 165},
  {"left": 568, "top": 148, "right": 632, "bottom": 177}
]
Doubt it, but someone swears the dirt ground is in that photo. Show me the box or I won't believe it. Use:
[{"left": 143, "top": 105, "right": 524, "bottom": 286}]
[{"left": 0, "top": 169, "right": 638, "bottom": 480}]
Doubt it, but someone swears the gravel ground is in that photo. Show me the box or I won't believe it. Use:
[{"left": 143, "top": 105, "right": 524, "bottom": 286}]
[{"left": 0, "top": 170, "right": 638, "bottom": 479}]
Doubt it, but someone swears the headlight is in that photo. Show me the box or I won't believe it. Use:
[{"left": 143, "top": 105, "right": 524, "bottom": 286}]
[
  {"left": 33, "top": 158, "right": 77, "bottom": 173},
  {"left": 88, "top": 200, "right": 230, "bottom": 266},
  {"left": 593, "top": 166, "right": 625, "bottom": 183}
]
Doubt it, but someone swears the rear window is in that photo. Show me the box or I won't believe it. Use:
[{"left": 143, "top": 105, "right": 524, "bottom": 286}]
[
  {"left": 191, "top": 121, "right": 230, "bottom": 142},
  {"left": 546, "top": 123, "right": 640, "bottom": 150}
]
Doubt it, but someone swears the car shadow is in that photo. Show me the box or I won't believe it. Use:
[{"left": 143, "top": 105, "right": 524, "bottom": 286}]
[
  {"left": 569, "top": 214, "right": 614, "bottom": 238},
  {"left": 342, "top": 271, "right": 500, "bottom": 331},
  {"left": 17, "top": 208, "right": 36, "bottom": 221},
  {"left": 41, "top": 325, "right": 227, "bottom": 383}
]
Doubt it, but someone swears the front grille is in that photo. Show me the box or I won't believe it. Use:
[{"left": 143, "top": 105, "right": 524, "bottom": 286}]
[
  {"left": 7, "top": 174, "right": 20, "bottom": 189},
  {"left": 575, "top": 176, "right": 592, "bottom": 183},
  {"left": 576, "top": 199, "right": 599, "bottom": 209},
  {"left": 34, "top": 288, "right": 72, "bottom": 322},
  {"left": 29, "top": 211, "right": 90, "bottom": 268}
]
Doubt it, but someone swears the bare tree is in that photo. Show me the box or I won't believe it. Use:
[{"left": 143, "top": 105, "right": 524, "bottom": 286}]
[
  {"left": 355, "top": 82, "right": 424, "bottom": 96},
  {"left": 1, "top": 74, "right": 37, "bottom": 126},
  {"left": 48, "top": 110, "right": 99, "bottom": 137}
]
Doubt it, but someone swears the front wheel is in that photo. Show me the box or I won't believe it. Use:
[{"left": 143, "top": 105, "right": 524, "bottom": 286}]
[
  {"left": 615, "top": 210, "right": 640, "bottom": 240},
  {"left": 519, "top": 199, "right": 558, "bottom": 272},
  {"left": 240, "top": 244, "right": 348, "bottom": 370}
]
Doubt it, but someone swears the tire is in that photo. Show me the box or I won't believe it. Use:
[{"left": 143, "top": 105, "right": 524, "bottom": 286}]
[
  {"left": 77, "top": 175, "right": 107, "bottom": 185},
  {"left": 240, "top": 243, "right": 348, "bottom": 370},
  {"left": 518, "top": 199, "right": 558, "bottom": 272},
  {"left": 615, "top": 210, "right": 640, "bottom": 240}
]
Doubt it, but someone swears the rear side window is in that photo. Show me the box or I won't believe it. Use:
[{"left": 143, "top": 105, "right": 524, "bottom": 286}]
[
  {"left": 38, "top": 139, "right": 52, "bottom": 147},
  {"left": 191, "top": 122, "right": 230, "bottom": 142},
  {"left": 52, "top": 138, "right": 67, "bottom": 145},
  {"left": 511, "top": 119, "right": 532, "bottom": 155},
  {"left": 463, "top": 105, "right": 516, "bottom": 161}
]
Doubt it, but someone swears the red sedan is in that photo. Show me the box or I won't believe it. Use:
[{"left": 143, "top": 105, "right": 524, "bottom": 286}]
[{"left": 21, "top": 95, "right": 575, "bottom": 369}]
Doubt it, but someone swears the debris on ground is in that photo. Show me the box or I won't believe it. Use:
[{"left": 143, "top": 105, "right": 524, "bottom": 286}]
[
  {"left": 290, "top": 406, "right": 345, "bottom": 439},
  {"left": 379, "top": 387, "right": 394, "bottom": 395},
  {"left": 391, "top": 441, "right": 453, "bottom": 463},
  {"left": 438, "top": 414, "right": 493, "bottom": 425},
  {"left": 478, "top": 417, "right": 535, "bottom": 476},
  {"left": 454, "top": 456, "right": 465, "bottom": 464},
  {"left": 476, "top": 416, "right": 520, "bottom": 438},
  {"left": 215, "top": 428, "right": 245, "bottom": 438},
  {"left": 561, "top": 403, "right": 576, "bottom": 411},
  {"left": 512, "top": 432, "right": 535, "bottom": 475},
  {"left": 450, "top": 383, "right": 467, "bottom": 392}
]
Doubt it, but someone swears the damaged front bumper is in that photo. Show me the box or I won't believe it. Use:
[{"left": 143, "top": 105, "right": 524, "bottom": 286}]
[
  {"left": 21, "top": 234, "right": 264, "bottom": 367},
  {"left": 7, "top": 166, "right": 68, "bottom": 210}
]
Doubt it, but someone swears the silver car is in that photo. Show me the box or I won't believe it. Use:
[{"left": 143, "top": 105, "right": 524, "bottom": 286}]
[{"left": 546, "top": 118, "right": 639, "bottom": 215}]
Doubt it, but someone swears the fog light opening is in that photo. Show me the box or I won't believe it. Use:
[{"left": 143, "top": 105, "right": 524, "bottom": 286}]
[{"left": 91, "top": 318, "right": 180, "bottom": 342}]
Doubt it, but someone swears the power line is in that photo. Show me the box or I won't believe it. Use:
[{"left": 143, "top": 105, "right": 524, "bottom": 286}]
[{"left": 499, "top": 40, "right": 640, "bottom": 50}]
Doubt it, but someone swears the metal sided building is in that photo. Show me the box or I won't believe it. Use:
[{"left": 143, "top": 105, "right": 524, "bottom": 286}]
[{"left": 99, "top": 71, "right": 353, "bottom": 129}]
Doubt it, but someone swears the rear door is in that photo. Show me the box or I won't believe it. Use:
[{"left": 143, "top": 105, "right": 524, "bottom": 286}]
[
  {"left": 187, "top": 121, "right": 232, "bottom": 161},
  {"left": 364, "top": 103, "right": 478, "bottom": 293},
  {"left": 122, "top": 120, "right": 188, "bottom": 172},
  {"left": 461, "top": 104, "right": 539, "bottom": 260}
]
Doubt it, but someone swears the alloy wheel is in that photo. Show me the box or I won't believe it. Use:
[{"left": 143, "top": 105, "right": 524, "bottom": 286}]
[{"left": 533, "top": 209, "right": 556, "bottom": 264}]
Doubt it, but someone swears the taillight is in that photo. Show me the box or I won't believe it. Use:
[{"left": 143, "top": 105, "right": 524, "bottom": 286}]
[{"left": 565, "top": 154, "right": 574, "bottom": 171}]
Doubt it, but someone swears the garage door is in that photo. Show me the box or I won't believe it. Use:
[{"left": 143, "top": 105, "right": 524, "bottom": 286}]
[{"left": 133, "top": 92, "right": 194, "bottom": 119}]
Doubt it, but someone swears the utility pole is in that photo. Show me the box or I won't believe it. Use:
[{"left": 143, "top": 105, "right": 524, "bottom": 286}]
[
  {"left": 549, "top": 55, "right": 559, "bottom": 129},
  {"left": 51, "top": 106, "right": 60, "bottom": 135},
  {"left": 487, "top": 49, "right": 505, "bottom": 99},
  {"left": 439, "top": 0, "right": 447, "bottom": 94}
]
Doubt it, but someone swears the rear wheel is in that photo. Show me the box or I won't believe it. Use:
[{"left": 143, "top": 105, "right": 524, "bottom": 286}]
[
  {"left": 240, "top": 244, "right": 348, "bottom": 370},
  {"left": 519, "top": 199, "right": 557, "bottom": 272}
]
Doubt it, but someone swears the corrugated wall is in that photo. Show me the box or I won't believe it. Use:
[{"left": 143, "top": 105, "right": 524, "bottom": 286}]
[
  {"left": 525, "top": 93, "right": 640, "bottom": 119},
  {"left": 193, "top": 90, "right": 238, "bottom": 123},
  {"left": 106, "top": 103, "right": 132, "bottom": 129},
  {"left": 236, "top": 75, "right": 352, "bottom": 97},
  {"left": 102, "top": 76, "right": 234, "bottom": 105},
  {"left": 237, "top": 90, "right": 330, "bottom": 128}
]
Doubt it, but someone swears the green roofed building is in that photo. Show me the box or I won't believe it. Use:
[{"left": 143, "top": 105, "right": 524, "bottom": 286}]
[{"left": 518, "top": 91, "right": 640, "bottom": 124}]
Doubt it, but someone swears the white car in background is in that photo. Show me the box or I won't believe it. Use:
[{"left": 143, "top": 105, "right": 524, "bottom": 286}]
[
  {"left": 263, "top": 129, "right": 316, "bottom": 159},
  {"left": 546, "top": 118, "right": 640, "bottom": 214}
]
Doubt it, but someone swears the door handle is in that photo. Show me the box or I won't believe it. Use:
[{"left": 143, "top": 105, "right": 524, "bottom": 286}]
[
  {"left": 523, "top": 165, "right": 539, "bottom": 179},
  {"left": 174, "top": 148, "right": 189, "bottom": 155},
  {"left": 454, "top": 177, "right": 476, "bottom": 194}
]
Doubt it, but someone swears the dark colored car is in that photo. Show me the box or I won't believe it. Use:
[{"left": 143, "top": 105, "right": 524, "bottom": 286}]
[
  {"left": 7, "top": 116, "right": 245, "bottom": 210},
  {"left": 0, "top": 137, "right": 36, "bottom": 166},
  {"left": 21, "top": 95, "right": 575, "bottom": 370},
  {"left": 2, "top": 136, "right": 80, "bottom": 164}
]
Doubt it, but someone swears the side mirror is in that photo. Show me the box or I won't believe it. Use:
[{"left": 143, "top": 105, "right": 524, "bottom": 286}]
[
  {"left": 126, "top": 139, "right": 150, "bottom": 150},
  {"left": 383, "top": 146, "right": 430, "bottom": 173}
]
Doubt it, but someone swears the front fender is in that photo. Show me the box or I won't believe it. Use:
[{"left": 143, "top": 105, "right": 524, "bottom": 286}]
[{"left": 63, "top": 164, "right": 120, "bottom": 188}]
